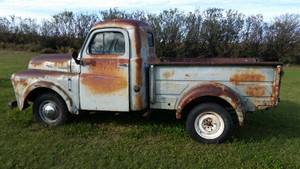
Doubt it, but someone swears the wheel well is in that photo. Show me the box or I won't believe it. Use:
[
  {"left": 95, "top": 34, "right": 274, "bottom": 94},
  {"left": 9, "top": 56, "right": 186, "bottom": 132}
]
[
  {"left": 180, "top": 96, "right": 235, "bottom": 119},
  {"left": 26, "top": 88, "right": 60, "bottom": 102}
]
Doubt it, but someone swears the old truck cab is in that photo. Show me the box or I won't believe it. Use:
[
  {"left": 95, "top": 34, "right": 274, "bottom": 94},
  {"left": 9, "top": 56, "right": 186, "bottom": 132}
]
[{"left": 10, "top": 19, "right": 283, "bottom": 143}]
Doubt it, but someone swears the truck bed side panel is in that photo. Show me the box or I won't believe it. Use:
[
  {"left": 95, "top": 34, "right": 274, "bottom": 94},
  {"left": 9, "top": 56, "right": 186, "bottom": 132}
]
[{"left": 150, "top": 65, "right": 279, "bottom": 112}]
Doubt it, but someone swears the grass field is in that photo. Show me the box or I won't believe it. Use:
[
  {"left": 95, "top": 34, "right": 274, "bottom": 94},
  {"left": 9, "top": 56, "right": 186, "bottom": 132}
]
[{"left": 0, "top": 50, "right": 299, "bottom": 168}]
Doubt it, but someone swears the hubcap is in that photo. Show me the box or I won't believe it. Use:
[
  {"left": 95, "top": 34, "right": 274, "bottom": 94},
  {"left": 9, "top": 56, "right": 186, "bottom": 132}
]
[
  {"left": 194, "top": 111, "right": 225, "bottom": 140},
  {"left": 39, "top": 101, "right": 59, "bottom": 123}
]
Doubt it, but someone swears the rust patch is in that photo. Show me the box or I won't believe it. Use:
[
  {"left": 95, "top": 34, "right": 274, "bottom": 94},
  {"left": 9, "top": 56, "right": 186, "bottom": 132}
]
[
  {"left": 83, "top": 58, "right": 128, "bottom": 76},
  {"left": 11, "top": 70, "right": 77, "bottom": 112},
  {"left": 231, "top": 81, "right": 248, "bottom": 87},
  {"left": 135, "top": 28, "right": 142, "bottom": 58},
  {"left": 185, "top": 74, "right": 190, "bottom": 77},
  {"left": 92, "top": 19, "right": 152, "bottom": 30},
  {"left": 176, "top": 82, "right": 244, "bottom": 125},
  {"left": 134, "top": 58, "right": 143, "bottom": 86},
  {"left": 177, "top": 83, "right": 242, "bottom": 112},
  {"left": 30, "top": 54, "right": 71, "bottom": 70},
  {"left": 163, "top": 70, "right": 174, "bottom": 78},
  {"left": 243, "top": 85, "right": 267, "bottom": 97},
  {"left": 81, "top": 74, "right": 127, "bottom": 95},
  {"left": 134, "top": 94, "right": 143, "bottom": 110},
  {"left": 133, "top": 57, "right": 144, "bottom": 110},
  {"left": 26, "top": 81, "right": 74, "bottom": 111},
  {"left": 230, "top": 73, "right": 266, "bottom": 82},
  {"left": 81, "top": 58, "right": 128, "bottom": 94},
  {"left": 30, "top": 54, "right": 71, "bottom": 65},
  {"left": 14, "top": 77, "right": 29, "bottom": 90},
  {"left": 271, "top": 67, "right": 281, "bottom": 106},
  {"left": 13, "top": 69, "right": 74, "bottom": 80},
  {"left": 12, "top": 69, "right": 75, "bottom": 87},
  {"left": 176, "top": 111, "right": 182, "bottom": 119},
  {"left": 271, "top": 85, "right": 277, "bottom": 106}
]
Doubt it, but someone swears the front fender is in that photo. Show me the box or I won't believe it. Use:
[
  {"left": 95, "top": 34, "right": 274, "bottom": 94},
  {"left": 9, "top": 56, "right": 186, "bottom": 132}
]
[
  {"left": 176, "top": 82, "right": 246, "bottom": 126},
  {"left": 19, "top": 81, "right": 78, "bottom": 114}
]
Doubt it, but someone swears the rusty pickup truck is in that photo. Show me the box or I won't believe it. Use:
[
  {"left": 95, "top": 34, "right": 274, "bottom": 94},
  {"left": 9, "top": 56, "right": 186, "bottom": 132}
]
[{"left": 9, "top": 19, "right": 283, "bottom": 143}]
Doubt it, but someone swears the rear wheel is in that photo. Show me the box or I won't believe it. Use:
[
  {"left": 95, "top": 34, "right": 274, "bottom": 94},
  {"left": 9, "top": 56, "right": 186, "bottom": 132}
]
[
  {"left": 186, "top": 103, "right": 233, "bottom": 143},
  {"left": 33, "top": 92, "right": 69, "bottom": 126}
]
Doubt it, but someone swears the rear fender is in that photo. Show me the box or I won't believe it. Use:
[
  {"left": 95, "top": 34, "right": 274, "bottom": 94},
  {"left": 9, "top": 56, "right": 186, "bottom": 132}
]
[{"left": 176, "top": 82, "right": 246, "bottom": 126}]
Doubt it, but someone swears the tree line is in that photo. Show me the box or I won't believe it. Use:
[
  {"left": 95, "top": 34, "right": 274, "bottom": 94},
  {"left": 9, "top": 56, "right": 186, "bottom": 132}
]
[{"left": 0, "top": 8, "right": 299, "bottom": 64}]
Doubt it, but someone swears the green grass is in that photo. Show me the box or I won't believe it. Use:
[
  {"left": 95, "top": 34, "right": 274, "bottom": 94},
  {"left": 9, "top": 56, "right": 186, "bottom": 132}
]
[{"left": 0, "top": 49, "right": 299, "bottom": 168}]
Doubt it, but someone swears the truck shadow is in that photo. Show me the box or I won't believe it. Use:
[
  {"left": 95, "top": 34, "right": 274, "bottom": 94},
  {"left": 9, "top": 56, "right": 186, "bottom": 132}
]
[
  {"left": 71, "top": 100, "right": 300, "bottom": 142},
  {"left": 72, "top": 109, "right": 182, "bottom": 127},
  {"left": 232, "top": 100, "right": 300, "bottom": 142}
]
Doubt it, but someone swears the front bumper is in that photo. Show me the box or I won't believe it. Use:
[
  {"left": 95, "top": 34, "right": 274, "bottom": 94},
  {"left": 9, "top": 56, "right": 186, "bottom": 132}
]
[{"left": 8, "top": 100, "right": 17, "bottom": 110}]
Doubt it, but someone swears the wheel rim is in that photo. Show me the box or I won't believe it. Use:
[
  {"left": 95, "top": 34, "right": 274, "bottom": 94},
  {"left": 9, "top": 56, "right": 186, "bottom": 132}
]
[
  {"left": 194, "top": 111, "right": 225, "bottom": 140},
  {"left": 39, "top": 101, "right": 59, "bottom": 123}
]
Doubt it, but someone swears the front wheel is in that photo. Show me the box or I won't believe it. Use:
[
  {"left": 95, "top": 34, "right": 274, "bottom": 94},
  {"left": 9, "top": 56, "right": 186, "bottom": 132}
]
[
  {"left": 186, "top": 103, "right": 233, "bottom": 143},
  {"left": 33, "top": 92, "right": 69, "bottom": 126}
]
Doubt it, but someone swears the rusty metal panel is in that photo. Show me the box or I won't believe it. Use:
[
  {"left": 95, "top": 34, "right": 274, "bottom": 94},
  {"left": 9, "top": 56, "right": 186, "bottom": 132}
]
[
  {"left": 28, "top": 54, "right": 72, "bottom": 72},
  {"left": 149, "top": 65, "right": 156, "bottom": 104},
  {"left": 11, "top": 69, "right": 79, "bottom": 114},
  {"left": 155, "top": 81, "right": 188, "bottom": 95},
  {"left": 150, "top": 57, "right": 283, "bottom": 66},
  {"left": 129, "top": 57, "right": 148, "bottom": 111},
  {"left": 151, "top": 95, "right": 178, "bottom": 109},
  {"left": 150, "top": 64, "right": 280, "bottom": 113},
  {"left": 154, "top": 66, "right": 275, "bottom": 82},
  {"left": 80, "top": 19, "right": 154, "bottom": 112},
  {"left": 92, "top": 19, "right": 152, "bottom": 32},
  {"left": 80, "top": 20, "right": 154, "bottom": 112},
  {"left": 128, "top": 24, "right": 154, "bottom": 111},
  {"left": 79, "top": 28, "right": 130, "bottom": 111}
]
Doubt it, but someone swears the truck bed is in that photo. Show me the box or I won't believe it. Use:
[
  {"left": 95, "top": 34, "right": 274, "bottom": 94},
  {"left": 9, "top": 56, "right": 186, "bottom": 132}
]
[{"left": 149, "top": 57, "right": 283, "bottom": 113}]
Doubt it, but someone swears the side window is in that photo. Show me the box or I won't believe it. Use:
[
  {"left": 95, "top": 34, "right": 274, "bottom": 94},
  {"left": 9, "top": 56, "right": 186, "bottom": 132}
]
[
  {"left": 89, "top": 32, "right": 125, "bottom": 55},
  {"left": 89, "top": 33, "right": 104, "bottom": 54},
  {"left": 147, "top": 32, "right": 154, "bottom": 47}
]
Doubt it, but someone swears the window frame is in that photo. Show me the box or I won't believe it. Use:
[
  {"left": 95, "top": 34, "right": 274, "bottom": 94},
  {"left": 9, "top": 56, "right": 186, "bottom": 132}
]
[
  {"left": 82, "top": 28, "right": 129, "bottom": 58},
  {"left": 147, "top": 32, "right": 154, "bottom": 48},
  {"left": 88, "top": 32, "right": 125, "bottom": 55}
]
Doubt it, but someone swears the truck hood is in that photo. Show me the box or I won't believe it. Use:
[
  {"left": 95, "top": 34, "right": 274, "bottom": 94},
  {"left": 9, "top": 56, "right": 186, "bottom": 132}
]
[{"left": 28, "top": 54, "right": 72, "bottom": 72}]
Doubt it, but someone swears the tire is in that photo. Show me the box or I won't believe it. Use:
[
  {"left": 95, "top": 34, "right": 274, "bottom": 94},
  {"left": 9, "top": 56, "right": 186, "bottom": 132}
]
[
  {"left": 186, "top": 103, "right": 233, "bottom": 143},
  {"left": 33, "top": 92, "right": 69, "bottom": 126}
]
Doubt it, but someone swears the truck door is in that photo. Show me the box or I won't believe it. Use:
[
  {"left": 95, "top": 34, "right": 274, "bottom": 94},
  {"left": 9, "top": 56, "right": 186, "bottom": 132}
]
[{"left": 79, "top": 29, "right": 130, "bottom": 111}]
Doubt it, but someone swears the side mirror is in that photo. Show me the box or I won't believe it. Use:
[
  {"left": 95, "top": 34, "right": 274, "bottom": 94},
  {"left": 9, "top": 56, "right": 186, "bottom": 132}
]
[{"left": 72, "top": 51, "right": 80, "bottom": 65}]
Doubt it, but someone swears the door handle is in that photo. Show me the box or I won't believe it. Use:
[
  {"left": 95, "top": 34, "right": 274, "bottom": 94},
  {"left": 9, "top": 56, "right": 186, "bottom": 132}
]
[{"left": 118, "top": 63, "right": 128, "bottom": 67}]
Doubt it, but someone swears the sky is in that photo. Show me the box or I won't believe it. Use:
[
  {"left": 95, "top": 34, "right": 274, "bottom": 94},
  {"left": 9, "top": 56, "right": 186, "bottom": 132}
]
[{"left": 0, "top": 0, "right": 299, "bottom": 21}]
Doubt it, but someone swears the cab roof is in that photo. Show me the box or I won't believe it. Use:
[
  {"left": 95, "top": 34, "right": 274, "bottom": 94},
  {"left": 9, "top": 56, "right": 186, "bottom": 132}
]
[{"left": 91, "top": 19, "right": 152, "bottom": 31}]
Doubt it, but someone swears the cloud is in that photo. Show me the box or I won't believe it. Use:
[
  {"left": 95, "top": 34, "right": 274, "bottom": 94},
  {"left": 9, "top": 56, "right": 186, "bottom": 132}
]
[{"left": 0, "top": 0, "right": 299, "bottom": 20}]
